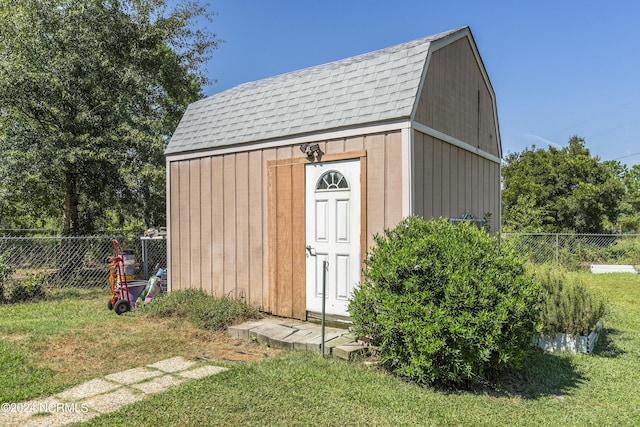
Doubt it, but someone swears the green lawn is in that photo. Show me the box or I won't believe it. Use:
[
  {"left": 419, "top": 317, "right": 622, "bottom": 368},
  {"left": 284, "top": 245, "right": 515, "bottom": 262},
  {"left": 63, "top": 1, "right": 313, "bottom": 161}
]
[
  {"left": 0, "top": 289, "right": 278, "bottom": 404},
  {"left": 2, "top": 275, "right": 640, "bottom": 426},
  {"left": 0, "top": 291, "right": 113, "bottom": 402}
]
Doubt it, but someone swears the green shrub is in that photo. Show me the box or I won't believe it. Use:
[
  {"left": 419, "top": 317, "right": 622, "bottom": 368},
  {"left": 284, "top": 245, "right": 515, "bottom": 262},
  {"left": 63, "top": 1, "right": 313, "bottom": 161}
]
[
  {"left": 189, "top": 295, "right": 261, "bottom": 331},
  {"left": 144, "top": 289, "right": 261, "bottom": 331},
  {"left": 143, "top": 289, "right": 208, "bottom": 318},
  {"left": 605, "top": 237, "right": 640, "bottom": 265},
  {"left": 532, "top": 266, "right": 608, "bottom": 335},
  {"left": 349, "top": 217, "right": 542, "bottom": 386},
  {"left": 7, "top": 273, "right": 46, "bottom": 303}
]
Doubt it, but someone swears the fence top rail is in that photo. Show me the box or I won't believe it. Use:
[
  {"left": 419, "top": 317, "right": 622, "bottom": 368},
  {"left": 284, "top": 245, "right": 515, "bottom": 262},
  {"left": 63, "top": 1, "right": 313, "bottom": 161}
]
[
  {"left": 0, "top": 235, "right": 140, "bottom": 241},
  {"left": 0, "top": 229, "right": 57, "bottom": 232},
  {"left": 501, "top": 233, "right": 640, "bottom": 237}
]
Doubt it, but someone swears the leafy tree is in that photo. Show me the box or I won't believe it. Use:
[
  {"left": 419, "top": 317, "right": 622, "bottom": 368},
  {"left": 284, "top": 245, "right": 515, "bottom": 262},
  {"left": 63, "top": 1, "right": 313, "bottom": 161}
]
[
  {"left": 626, "top": 165, "right": 640, "bottom": 213},
  {"left": 0, "top": 0, "right": 219, "bottom": 234},
  {"left": 502, "top": 136, "right": 625, "bottom": 233},
  {"left": 605, "top": 161, "right": 640, "bottom": 232}
]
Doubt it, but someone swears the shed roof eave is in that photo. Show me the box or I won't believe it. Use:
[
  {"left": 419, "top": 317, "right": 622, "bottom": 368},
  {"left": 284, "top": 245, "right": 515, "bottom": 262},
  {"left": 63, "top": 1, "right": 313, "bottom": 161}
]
[{"left": 165, "top": 118, "right": 412, "bottom": 161}]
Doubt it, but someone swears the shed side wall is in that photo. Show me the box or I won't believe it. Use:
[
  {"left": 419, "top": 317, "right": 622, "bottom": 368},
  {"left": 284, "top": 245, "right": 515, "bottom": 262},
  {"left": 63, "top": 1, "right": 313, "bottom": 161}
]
[
  {"left": 415, "top": 36, "right": 499, "bottom": 157},
  {"left": 413, "top": 131, "right": 500, "bottom": 232}
]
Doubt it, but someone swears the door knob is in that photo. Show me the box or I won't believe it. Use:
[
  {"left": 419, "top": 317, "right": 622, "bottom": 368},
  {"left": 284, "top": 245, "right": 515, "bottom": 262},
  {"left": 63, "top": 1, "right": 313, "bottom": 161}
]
[{"left": 305, "top": 245, "right": 316, "bottom": 257}]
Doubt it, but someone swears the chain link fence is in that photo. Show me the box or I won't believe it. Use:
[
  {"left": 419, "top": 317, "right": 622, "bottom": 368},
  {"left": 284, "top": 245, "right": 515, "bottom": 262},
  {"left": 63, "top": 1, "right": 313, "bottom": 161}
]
[
  {"left": 501, "top": 233, "right": 640, "bottom": 270},
  {"left": 0, "top": 234, "right": 167, "bottom": 290},
  {"left": 2, "top": 231, "right": 637, "bottom": 293}
]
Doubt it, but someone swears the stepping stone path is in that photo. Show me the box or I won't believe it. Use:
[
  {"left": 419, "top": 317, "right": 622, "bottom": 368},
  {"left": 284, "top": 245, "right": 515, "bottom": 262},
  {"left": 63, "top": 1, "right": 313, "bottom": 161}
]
[{"left": 0, "top": 356, "right": 228, "bottom": 427}]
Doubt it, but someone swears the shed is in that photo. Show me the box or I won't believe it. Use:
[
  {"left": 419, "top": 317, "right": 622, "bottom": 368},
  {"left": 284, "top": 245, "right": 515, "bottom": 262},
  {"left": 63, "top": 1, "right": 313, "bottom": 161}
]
[{"left": 165, "top": 26, "right": 502, "bottom": 321}]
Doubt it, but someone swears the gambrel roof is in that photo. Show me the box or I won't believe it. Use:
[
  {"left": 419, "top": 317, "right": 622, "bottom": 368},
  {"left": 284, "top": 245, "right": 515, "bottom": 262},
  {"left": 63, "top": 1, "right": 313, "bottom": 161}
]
[{"left": 166, "top": 27, "right": 469, "bottom": 155}]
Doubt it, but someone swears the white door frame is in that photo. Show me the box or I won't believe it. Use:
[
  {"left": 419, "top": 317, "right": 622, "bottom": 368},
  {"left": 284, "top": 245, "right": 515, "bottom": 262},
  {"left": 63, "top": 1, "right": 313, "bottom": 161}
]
[{"left": 305, "top": 159, "right": 361, "bottom": 317}]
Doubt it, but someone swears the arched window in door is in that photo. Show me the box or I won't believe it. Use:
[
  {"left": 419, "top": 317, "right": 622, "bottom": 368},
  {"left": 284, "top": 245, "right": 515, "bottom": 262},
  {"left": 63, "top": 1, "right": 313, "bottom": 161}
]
[{"left": 315, "top": 170, "right": 349, "bottom": 191}]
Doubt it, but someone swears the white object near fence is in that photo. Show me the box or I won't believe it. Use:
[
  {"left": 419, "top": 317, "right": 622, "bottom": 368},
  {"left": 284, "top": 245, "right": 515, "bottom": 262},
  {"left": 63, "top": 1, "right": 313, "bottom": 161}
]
[
  {"left": 590, "top": 264, "right": 639, "bottom": 274},
  {"left": 532, "top": 320, "right": 603, "bottom": 354}
]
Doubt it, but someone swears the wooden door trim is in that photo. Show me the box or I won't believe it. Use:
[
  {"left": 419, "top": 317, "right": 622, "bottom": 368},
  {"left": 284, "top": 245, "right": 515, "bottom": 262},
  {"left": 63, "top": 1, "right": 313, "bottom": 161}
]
[{"left": 267, "top": 149, "right": 367, "bottom": 319}]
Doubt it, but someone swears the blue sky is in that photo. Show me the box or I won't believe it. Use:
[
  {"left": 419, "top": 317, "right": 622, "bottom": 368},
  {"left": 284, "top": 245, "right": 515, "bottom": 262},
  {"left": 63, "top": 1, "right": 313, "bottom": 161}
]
[{"left": 196, "top": 0, "right": 640, "bottom": 166}]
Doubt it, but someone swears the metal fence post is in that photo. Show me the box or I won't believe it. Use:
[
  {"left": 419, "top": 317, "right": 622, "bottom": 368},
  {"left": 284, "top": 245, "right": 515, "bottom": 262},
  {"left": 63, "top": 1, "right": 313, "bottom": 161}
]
[
  {"left": 54, "top": 230, "right": 58, "bottom": 269},
  {"left": 555, "top": 233, "right": 559, "bottom": 266},
  {"left": 321, "top": 259, "right": 328, "bottom": 357},
  {"left": 141, "top": 238, "right": 148, "bottom": 280}
]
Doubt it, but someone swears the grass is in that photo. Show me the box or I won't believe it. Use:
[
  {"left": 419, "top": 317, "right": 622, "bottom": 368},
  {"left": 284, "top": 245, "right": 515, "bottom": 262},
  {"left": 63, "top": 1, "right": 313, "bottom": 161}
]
[
  {"left": 2, "top": 274, "right": 640, "bottom": 425},
  {"left": 79, "top": 349, "right": 638, "bottom": 426},
  {"left": 0, "top": 340, "right": 55, "bottom": 402},
  {"left": 0, "top": 289, "right": 279, "bottom": 404}
]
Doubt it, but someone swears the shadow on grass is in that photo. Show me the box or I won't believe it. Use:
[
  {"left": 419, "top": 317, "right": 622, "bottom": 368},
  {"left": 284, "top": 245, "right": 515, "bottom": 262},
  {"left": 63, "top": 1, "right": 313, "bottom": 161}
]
[
  {"left": 592, "top": 327, "right": 625, "bottom": 358},
  {"left": 469, "top": 328, "right": 623, "bottom": 399},
  {"left": 445, "top": 349, "right": 587, "bottom": 400}
]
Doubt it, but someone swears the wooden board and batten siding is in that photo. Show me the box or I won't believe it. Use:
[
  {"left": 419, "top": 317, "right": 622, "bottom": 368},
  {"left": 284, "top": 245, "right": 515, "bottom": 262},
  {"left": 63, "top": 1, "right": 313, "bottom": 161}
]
[
  {"left": 168, "top": 132, "right": 403, "bottom": 318},
  {"left": 413, "top": 34, "right": 501, "bottom": 232},
  {"left": 168, "top": 152, "right": 267, "bottom": 309},
  {"left": 413, "top": 134, "right": 500, "bottom": 232}
]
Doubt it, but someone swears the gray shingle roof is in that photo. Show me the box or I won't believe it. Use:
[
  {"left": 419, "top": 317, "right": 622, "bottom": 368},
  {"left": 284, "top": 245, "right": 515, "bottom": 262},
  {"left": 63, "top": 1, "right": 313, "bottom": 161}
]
[{"left": 165, "top": 27, "right": 467, "bottom": 155}]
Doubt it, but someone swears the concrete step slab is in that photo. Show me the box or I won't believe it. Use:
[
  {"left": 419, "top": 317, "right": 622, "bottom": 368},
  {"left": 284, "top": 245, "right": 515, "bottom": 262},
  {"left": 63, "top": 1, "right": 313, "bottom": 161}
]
[
  {"left": 272, "top": 327, "right": 335, "bottom": 350},
  {"left": 228, "top": 321, "right": 266, "bottom": 339},
  {"left": 273, "top": 319, "right": 309, "bottom": 328},
  {"left": 333, "top": 343, "right": 370, "bottom": 361},
  {"left": 305, "top": 332, "right": 343, "bottom": 354},
  {"left": 292, "top": 332, "right": 323, "bottom": 351},
  {"left": 284, "top": 321, "right": 322, "bottom": 331},
  {"left": 324, "top": 335, "right": 359, "bottom": 356},
  {"left": 281, "top": 328, "right": 319, "bottom": 344},
  {"left": 229, "top": 317, "right": 363, "bottom": 359},
  {"left": 249, "top": 323, "right": 297, "bottom": 348}
]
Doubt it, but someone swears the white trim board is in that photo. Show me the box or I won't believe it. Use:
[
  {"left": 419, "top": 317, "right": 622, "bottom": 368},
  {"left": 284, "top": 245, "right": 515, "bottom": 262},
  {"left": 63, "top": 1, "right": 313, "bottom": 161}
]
[
  {"left": 412, "top": 122, "right": 501, "bottom": 164},
  {"left": 165, "top": 157, "right": 172, "bottom": 293},
  {"left": 401, "top": 127, "right": 414, "bottom": 216},
  {"left": 166, "top": 120, "right": 411, "bottom": 162}
]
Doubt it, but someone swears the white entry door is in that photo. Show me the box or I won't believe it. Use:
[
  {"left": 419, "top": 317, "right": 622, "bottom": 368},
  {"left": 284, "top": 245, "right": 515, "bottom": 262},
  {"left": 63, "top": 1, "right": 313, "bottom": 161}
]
[{"left": 305, "top": 159, "right": 360, "bottom": 317}]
